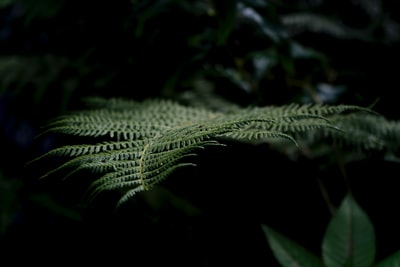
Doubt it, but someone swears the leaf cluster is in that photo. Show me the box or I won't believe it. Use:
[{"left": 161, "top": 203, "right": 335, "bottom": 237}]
[
  {"left": 263, "top": 194, "right": 400, "bottom": 267},
  {"left": 28, "top": 97, "right": 399, "bottom": 209}
]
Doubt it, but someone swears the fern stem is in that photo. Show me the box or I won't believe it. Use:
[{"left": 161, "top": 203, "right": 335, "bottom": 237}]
[
  {"left": 317, "top": 176, "right": 336, "bottom": 215},
  {"left": 332, "top": 141, "right": 352, "bottom": 197}
]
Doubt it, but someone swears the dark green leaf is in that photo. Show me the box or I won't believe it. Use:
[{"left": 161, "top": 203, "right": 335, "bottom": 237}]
[
  {"left": 322, "top": 194, "right": 376, "bottom": 267},
  {"left": 262, "top": 224, "right": 324, "bottom": 267},
  {"left": 375, "top": 251, "right": 400, "bottom": 267}
]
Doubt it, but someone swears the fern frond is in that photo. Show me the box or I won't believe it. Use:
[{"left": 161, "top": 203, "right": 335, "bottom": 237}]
[
  {"left": 329, "top": 113, "right": 400, "bottom": 151},
  {"left": 223, "top": 130, "right": 299, "bottom": 146},
  {"left": 30, "top": 97, "right": 389, "bottom": 208}
]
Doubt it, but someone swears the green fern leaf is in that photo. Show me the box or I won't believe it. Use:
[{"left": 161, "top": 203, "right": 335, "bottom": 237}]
[{"left": 29, "top": 97, "right": 384, "bottom": 208}]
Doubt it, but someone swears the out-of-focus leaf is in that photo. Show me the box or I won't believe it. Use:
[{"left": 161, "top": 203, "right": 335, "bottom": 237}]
[
  {"left": 315, "top": 83, "right": 346, "bottom": 104},
  {"left": 0, "top": 0, "right": 13, "bottom": 8},
  {"left": 132, "top": 0, "right": 175, "bottom": 37},
  {"left": 375, "top": 250, "right": 400, "bottom": 267},
  {"left": 213, "top": 0, "right": 238, "bottom": 45},
  {"left": 351, "top": 0, "right": 382, "bottom": 18},
  {"left": 29, "top": 193, "right": 82, "bottom": 222},
  {"left": 20, "top": 0, "right": 65, "bottom": 24},
  {"left": 237, "top": 2, "right": 285, "bottom": 43},
  {"left": 0, "top": 54, "right": 89, "bottom": 111},
  {"left": 322, "top": 194, "right": 376, "bottom": 267},
  {"left": 281, "top": 13, "right": 370, "bottom": 41},
  {"left": 300, "top": 83, "right": 346, "bottom": 104},
  {"left": 0, "top": 172, "right": 22, "bottom": 236},
  {"left": 250, "top": 50, "right": 279, "bottom": 82},
  {"left": 262, "top": 224, "right": 325, "bottom": 267},
  {"left": 290, "top": 42, "right": 325, "bottom": 61}
]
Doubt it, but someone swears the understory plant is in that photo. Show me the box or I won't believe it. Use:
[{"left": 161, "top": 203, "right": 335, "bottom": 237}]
[
  {"left": 26, "top": 94, "right": 400, "bottom": 266},
  {"left": 28, "top": 96, "right": 399, "bottom": 208},
  {"left": 2, "top": 0, "right": 399, "bottom": 265},
  {"left": 263, "top": 193, "right": 400, "bottom": 267}
]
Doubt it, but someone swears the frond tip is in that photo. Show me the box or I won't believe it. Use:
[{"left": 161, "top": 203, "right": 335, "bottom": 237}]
[{"left": 29, "top": 97, "right": 388, "bottom": 208}]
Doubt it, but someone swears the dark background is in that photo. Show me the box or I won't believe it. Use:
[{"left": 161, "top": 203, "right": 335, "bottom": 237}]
[{"left": 1, "top": 0, "right": 399, "bottom": 266}]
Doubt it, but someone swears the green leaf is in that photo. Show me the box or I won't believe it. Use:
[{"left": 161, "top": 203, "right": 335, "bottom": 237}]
[
  {"left": 262, "top": 224, "right": 324, "bottom": 267},
  {"left": 322, "top": 194, "right": 376, "bottom": 267},
  {"left": 0, "top": 0, "right": 13, "bottom": 8},
  {"left": 29, "top": 97, "right": 384, "bottom": 208},
  {"left": 375, "top": 251, "right": 400, "bottom": 267}
]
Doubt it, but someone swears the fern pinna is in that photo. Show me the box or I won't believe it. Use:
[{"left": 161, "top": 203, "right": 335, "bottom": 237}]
[{"left": 28, "top": 97, "right": 397, "bottom": 208}]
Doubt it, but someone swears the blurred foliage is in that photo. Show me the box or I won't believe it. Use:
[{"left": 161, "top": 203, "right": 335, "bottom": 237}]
[
  {"left": 1, "top": 0, "right": 400, "bottom": 265},
  {"left": 0, "top": 170, "right": 21, "bottom": 236},
  {"left": 1, "top": 0, "right": 399, "bottom": 112},
  {"left": 263, "top": 193, "right": 400, "bottom": 267}
]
